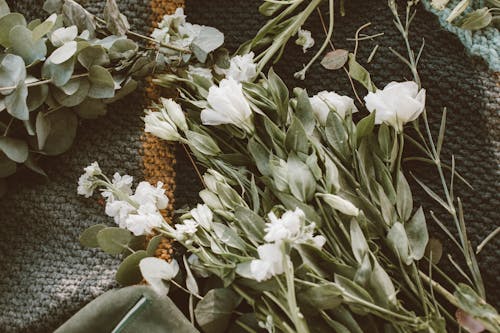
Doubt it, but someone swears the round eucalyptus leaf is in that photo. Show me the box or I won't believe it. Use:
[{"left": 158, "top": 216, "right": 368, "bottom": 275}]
[
  {"left": 58, "top": 77, "right": 81, "bottom": 95},
  {"left": 27, "top": 81, "right": 49, "bottom": 111},
  {"left": 74, "top": 97, "right": 107, "bottom": 119},
  {"left": 31, "top": 13, "right": 57, "bottom": 40},
  {"left": 0, "top": 136, "right": 28, "bottom": 163},
  {"left": 41, "top": 56, "right": 75, "bottom": 87},
  {"left": 116, "top": 250, "right": 149, "bottom": 286},
  {"left": 0, "top": 53, "right": 26, "bottom": 96},
  {"left": 146, "top": 234, "right": 163, "bottom": 256},
  {"left": 27, "top": 18, "right": 41, "bottom": 30},
  {"left": 53, "top": 78, "right": 90, "bottom": 107},
  {"left": 5, "top": 82, "right": 29, "bottom": 120},
  {"left": 109, "top": 38, "right": 137, "bottom": 60},
  {"left": 0, "top": 152, "right": 16, "bottom": 177},
  {"left": 41, "top": 108, "right": 77, "bottom": 155},
  {"left": 0, "top": 13, "right": 26, "bottom": 47},
  {"left": 97, "top": 227, "right": 133, "bottom": 255},
  {"left": 50, "top": 25, "right": 77, "bottom": 47},
  {"left": 0, "top": 0, "right": 10, "bottom": 18},
  {"left": 88, "top": 65, "right": 115, "bottom": 99},
  {"left": 77, "top": 44, "right": 110, "bottom": 70},
  {"left": 49, "top": 40, "right": 77, "bottom": 64},
  {"left": 9, "top": 25, "right": 47, "bottom": 65},
  {"left": 79, "top": 224, "right": 107, "bottom": 248}
]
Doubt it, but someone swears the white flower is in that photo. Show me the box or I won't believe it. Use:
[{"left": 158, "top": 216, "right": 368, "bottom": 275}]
[
  {"left": 309, "top": 91, "right": 358, "bottom": 124},
  {"left": 105, "top": 200, "right": 135, "bottom": 228},
  {"left": 225, "top": 52, "right": 257, "bottom": 83},
  {"left": 144, "top": 111, "right": 181, "bottom": 141},
  {"left": 172, "top": 219, "right": 199, "bottom": 241},
  {"left": 77, "top": 162, "right": 102, "bottom": 197},
  {"left": 139, "top": 257, "right": 179, "bottom": 295},
  {"left": 190, "top": 204, "right": 213, "bottom": 230},
  {"left": 364, "top": 81, "right": 426, "bottom": 132},
  {"left": 160, "top": 98, "right": 188, "bottom": 132},
  {"left": 264, "top": 208, "right": 304, "bottom": 243},
  {"left": 200, "top": 78, "right": 253, "bottom": 132},
  {"left": 125, "top": 202, "right": 164, "bottom": 236},
  {"left": 296, "top": 29, "right": 315, "bottom": 53},
  {"left": 318, "top": 193, "right": 360, "bottom": 216},
  {"left": 101, "top": 173, "right": 133, "bottom": 201},
  {"left": 132, "top": 181, "right": 169, "bottom": 210},
  {"left": 237, "top": 243, "right": 284, "bottom": 282},
  {"left": 188, "top": 65, "right": 213, "bottom": 81},
  {"left": 157, "top": 7, "right": 186, "bottom": 31}
]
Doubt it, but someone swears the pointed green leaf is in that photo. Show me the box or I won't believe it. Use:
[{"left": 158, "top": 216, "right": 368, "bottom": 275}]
[{"left": 405, "top": 207, "right": 428, "bottom": 261}]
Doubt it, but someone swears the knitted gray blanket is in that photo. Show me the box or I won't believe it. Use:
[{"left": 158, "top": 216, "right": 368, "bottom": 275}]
[{"left": 0, "top": 1, "right": 498, "bottom": 332}]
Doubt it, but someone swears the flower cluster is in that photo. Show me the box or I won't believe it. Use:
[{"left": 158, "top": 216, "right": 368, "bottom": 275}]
[{"left": 77, "top": 162, "right": 168, "bottom": 236}]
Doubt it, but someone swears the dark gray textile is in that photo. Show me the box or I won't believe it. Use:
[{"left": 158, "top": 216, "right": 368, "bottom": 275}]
[
  {"left": 181, "top": 0, "right": 500, "bottom": 307},
  {"left": 0, "top": 1, "right": 152, "bottom": 332}
]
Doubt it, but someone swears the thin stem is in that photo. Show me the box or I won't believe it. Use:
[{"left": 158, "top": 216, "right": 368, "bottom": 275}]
[
  {"left": 181, "top": 143, "right": 206, "bottom": 188},
  {"left": 0, "top": 73, "right": 90, "bottom": 92},
  {"left": 170, "top": 280, "right": 203, "bottom": 300},
  {"left": 2, "top": 117, "right": 14, "bottom": 136}
]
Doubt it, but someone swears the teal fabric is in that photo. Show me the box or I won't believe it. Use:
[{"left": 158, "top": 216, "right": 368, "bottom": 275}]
[
  {"left": 422, "top": 0, "right": 500, "bottom": 71},
  {"left": 55, "top": 285, "right": 198, "bottom": 333}
]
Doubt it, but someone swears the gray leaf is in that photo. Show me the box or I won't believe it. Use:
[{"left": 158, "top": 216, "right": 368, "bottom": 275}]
[
  {"left": 62, "top": 0, "right": 96, "bottom": 38},
  {"left": 103, "top": 0, "right": 130, "bottom": 36},
  {"left": 77, "top": 45, "right": 110, "bottom": 69},
  {"left": 0, "top": 13, "right": 26, "bottom": 47},
  {"left": 0, "top": 54, "right": 26, "bottom": 96},
  {"left": 191, "top": 26, "right": 224, "bottom": 63},
  {"left": 41, "top": 56, "right": 75, "bottom": 86},
  {"left": 50, "top": 26, "right": 78, "bottom": 47},
  {"left": 0, "top": 0, "right": 10, "bottom": 18},
  {"left": 49, "top": 40, "right": 77, "bottom": 64},
  {"left": 36, "top": 111, "right": 52, "bottom": 150},
  {"left": 88, "top": 65, "right": 115, "bottom": 98},
  {"left": 9, "top": 25, "right": 47, "bottom": 65},
  {"left": 43, "top": 0, "right": 62, "bottom": 14},
  {"left": 194, "top": 288, "right": 241, "bottom": 333},
  {"left": 405, "top": 207, "right": 428, "bottom": 261},
  {"left": 5, "top": 82, "right": 29, "bottom": 120},
  {"left": 0, "top": 136, "right": 28, "bottom": 163},
  {"left": 53, "top": 78, "right": 90, "bottom": 107},
  {"left": 40, "top": 108, "right": 77, "bottom": 155}
]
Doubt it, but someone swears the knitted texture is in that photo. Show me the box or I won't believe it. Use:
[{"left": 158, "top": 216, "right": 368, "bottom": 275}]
[
  {"left": 421, "top": 0, "right": 500, "bottom": 72},
  {"left": 0, "top": 1, "right": 153, "bottom": 332},
  {"left": 184, "top": 0, "right": 500, "bottom": 307}
]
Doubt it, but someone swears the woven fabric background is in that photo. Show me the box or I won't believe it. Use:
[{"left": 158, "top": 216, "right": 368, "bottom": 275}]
[{"left": 0, "top": 0, "right": 498, "bottom": 332}]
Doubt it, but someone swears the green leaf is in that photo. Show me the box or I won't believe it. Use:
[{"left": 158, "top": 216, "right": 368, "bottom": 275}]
[
  {"left": 77, "top": 45, "right": 110, "bottom": 70},
  {"left": 247, "top": 137, "right": 271, "bottom": 176},
  {"left": 387, "top": 222, "right": 411, "bottom": 265},
  {"left": 88, "top": 65, "right": 115, "bottom": 99},
  {"left": 294, "top": 89, "right": 316, "bottom": 134},
  {"left": 425, "top": 238, "right": 443, "bottom": 264},
  {"left": 0, "top": 13, "right": 26, "bottom": 48},
  {"left": 396, "top": 171, "right": 413, "bottom": 221},
  {"left": 233, "top": 206, "right": 265, "bottom": 245},
  {"left": 368, "top": 258, "right": 396, "bottom": 306},
  {"left": 41, "top": 56, "right": 75, "bottom": 87},
  {"left": 0, "top": 152, "right": 16, "bottom": 177},
  {"left": 0, "top": 137, "right": 28, "bottom": 163},
  {"left": 49, "top": 41, "right": 77, "bottom": 64},
  {"left": 97, "top": 227, "right": 133, "bottom": 255},
  {"left": 259, "top": 1, "right": 284, "bottom": 16},
  {"left": 104, "top": 77, "right": 137, "bottom": 104},
  {"left": 191, "top": 26, "right": 224, "bottom": 63},
  {"left": 350, "top": 219, "right": 369, "bottom": 264},
  {"left": 213, "top": 223, "right": 246, "bottom": 251},
  {"left": 27, "top": 79, "right": 49, "bottom": 111},
  {"left": 5, "top": 82, "right": 29, "bottom": 120},
  {"left": 9, "top": 25, "right": 47, "bottom": 65},
  {"left": 405, "top": 207, "right": 428, "bottom": 261},
  {"left": 103, "top": 0, "right": 129, "bottom": 36},
  {"left": 53, "top": 78, "right": 90, "bottom": 107},
  {"left": 285, "top": 116, "right": 309, "bottom": 154},
  {"left": 334, "top": 273, "right": 374, "bottom": 304},
  {"left": 194, "top": 288, "right": 242, "bottom": 333},
  {"left": 446, "top": 0, "right": 471, "bottom": 23},
  {"left": 459, "top": 7, "right": 492, "bottom": 30},
  {"left": 40, "top": 109, "right": 77, "bottom": 155},
  {"left": 31, "top": 13, "right": 57, "bottom": 40},
  {"left": 115, "top": 250, "right": 149, "bottom": 285},
  {"left": 186, "top": 130, "right": 221, "bottom": 156},
  {"left": 62, "top": 0, "right": 96, "bottom": 38},
  {"left": 43, "top": 0, "right": 62, "bottom": 14},
  {"left": 36, "top": 111, "right": 51, "bottom": 150},
  {"left": 274, "top": 191, "right": 322, "bottom": 225},
  {"left": 0, "top": 0, "right": 10, "bottom": 18},
  {"left": 183, "top": 255, "right": 199, "bottom": 295},
  {"left": 109, "top": 38, "right": 137, "bottom": 61},
  {"left": 0, "top": 54, "right": 26, "bottom": 96},
  {"left": 321, "top": 49, "right": 349, "bottom": 70},
  {"left": 79, "top": 224, "right": 107, "bottom": 248},
  {"left": 299, "top": 284, "right": 342, "bottom": 310},
  {"left": 75, "top": 98, "right": 107, "bottom": 119},
  {"left": 287, "top": 152, "right": 316, "bottom": 202},
  {"left": 50, "top": 26, "right": 78, "bottom": 47},
  {"left": 325, "top": 111, "right": 348, "bottom": 158},
  {"left": 454, "top": 283, "right": 500, "bottom": 333},
  {"left": 348, "top": 54, "right": 376, "bottom": 92},
  {"left": 23, "top": 153, "right": 47, "bottom": 177},
  {"left": 267, "top": 68, "right": 289, "bottom": 122},
  {"left": 356, "top": 112, "right": 375, "bottom": 145}
]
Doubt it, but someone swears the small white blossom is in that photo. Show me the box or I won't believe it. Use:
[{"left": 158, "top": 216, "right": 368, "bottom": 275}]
[
  {"left": 190, "top": 204, "right": 213, "bottom": 230},
  {"left": 101, "top": 173, "right": 133, "bottom": 201},
  {"left": 237, "top": 243, "right": 284, "bottom": 282},
  {"left": 296, "top": 29, "right": 314, "bottom": 53},
  {"left": 309, "top": 91, "right": 358, "bottom": 124},
  {"left": 264, "top": 209, "right": 303, "bottom": 243},
  {"left": 172, "top": 219, "right": 199, "bottom": 241},
  {"left": 318, "top": 193, "right": 360, "bottom": 216},
  {"left": 201, "top": 78, "right": 253, "bottom": 132},
  {"left": 364, "top": 81, "right": 426, "bottom": 132},
  {"left": 77, "top": 162, "right": 102, "bottom": 197},
  {"left": 132, "top": 181, "right": 169, "bottom": 210},
  {"left": 139, "top": 257, "right": 179, "bottom": 295},
  {"left": 144, "top": 111, "right": 181, "bottom": 141},
  {"left": 225, "top": 52, "right": 257, "bottom": 82},
  {"left": 105, "top": 200, "right": 135, "bottom": 228},
  {"left": 125, "top": 202, "right": 164, "bottom": 236}
]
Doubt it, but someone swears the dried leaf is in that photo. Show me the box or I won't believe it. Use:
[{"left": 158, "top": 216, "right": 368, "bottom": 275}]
[
  {"left": 103, "top": 0, "right": 130, "bottom": 36},
  {"left": 321, "top": 49, "right": 349, "bottom": 70}
]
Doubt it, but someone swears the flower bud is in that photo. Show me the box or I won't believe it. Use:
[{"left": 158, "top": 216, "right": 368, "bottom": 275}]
[
  {"left": 161, "top": 97, "right": 188, "bottom": 132},
  {"left": 144, "top": 111, "right": 180, "bottom": 141},
  {"left": 318, "top": 193, "right": 360, "bottom": 216}
]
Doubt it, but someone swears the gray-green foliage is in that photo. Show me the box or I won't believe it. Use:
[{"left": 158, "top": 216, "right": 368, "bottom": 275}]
[{"left": 0, "top": 0, "right": 154, "bottom": 195}]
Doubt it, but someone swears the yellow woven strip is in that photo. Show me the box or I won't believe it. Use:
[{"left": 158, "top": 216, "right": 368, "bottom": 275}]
[{"left": 141, "top": 0, "right": 185, "bottom": 261}]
